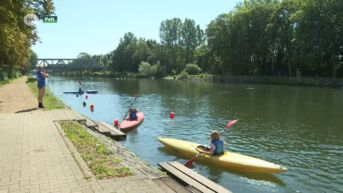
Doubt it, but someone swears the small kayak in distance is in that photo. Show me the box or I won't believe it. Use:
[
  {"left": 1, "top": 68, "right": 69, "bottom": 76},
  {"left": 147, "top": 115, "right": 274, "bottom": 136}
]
[
  {"left": 120, "top": 112, "right": 144, "bottom": 132},
  {"left": 157, "top": 137, "right": 287, "bottom": 174},
  {"left": 63, "top": 90, "right": 98, "bottom": 94}
]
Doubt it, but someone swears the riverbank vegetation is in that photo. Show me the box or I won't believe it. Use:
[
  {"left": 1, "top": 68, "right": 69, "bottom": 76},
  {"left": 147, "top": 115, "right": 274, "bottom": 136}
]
[
  {"left": 47, "top": 0, "right": 342, "bottom": 80},
  {"left": 60, "top": 121, "right": 132, "bottom": 179},
  {"left": 2, "top": 0, "right": 342, "bottom": 83},
  {"left": 0, "top": 74, "right": 21, "bottom": 86},
  {"left": 27, "top": 81, "right": 65, "bottom": 110},
  {"left": 0, "top": 0, "right": 54, "bottom": 81}
]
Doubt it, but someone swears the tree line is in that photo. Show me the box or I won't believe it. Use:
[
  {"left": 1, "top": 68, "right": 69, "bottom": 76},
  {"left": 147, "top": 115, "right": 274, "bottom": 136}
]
[
  {"left": 52, "top": 18, "right": 205, "bottom": 78},
  {"left": 205, "top": 0, "right": 343, "bottom": 78},
  {"left": 52, "top": 0, "right": 342, "bottom": 78},
  {"left": 3, "top": 0, "right": 342, "bottom": 79},
  {"left": 0, "top": 0, "right": 54, "bottom": 81}
]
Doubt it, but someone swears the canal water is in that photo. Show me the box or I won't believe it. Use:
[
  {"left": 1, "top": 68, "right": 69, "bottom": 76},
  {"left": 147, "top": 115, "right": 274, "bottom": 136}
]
[{"left": 48, "top": 77, "right": 343, "bottom": 193}]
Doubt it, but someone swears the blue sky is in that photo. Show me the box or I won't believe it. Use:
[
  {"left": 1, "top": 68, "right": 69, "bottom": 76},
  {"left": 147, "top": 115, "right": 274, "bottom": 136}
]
[{"left": 32, "top": 0, "right": 241, "bottom": 58}]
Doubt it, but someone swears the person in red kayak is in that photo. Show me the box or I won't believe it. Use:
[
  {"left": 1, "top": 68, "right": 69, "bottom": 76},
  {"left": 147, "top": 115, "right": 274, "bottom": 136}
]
[
  {"left": 128, "top": 107, "right": 138, "bottom": 121},
  {"left": 206, "top": 130, "right": 224, "bottom": 156}
]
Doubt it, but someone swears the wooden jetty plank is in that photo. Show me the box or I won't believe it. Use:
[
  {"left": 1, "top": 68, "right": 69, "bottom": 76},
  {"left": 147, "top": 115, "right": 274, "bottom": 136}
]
[
  {"left": 98, "top": 121, "right": 126, "bottom": 139},
  {"left": 169, "top": 161, "right": 232, "bottom": 193},
  {"left": 185, "top": 186, "right": 202, "bottom": 193},
  {"left": 159, "top": 162, "right": 216, "bottom": 193},
  {"left": 98, "top": 121, "right": 125, "bottom": 135},
  {"left": 84, "top": 119, "right": 98, "bottom": 128},
  {"left": 71, "top": 111, "right": 98, "bottom": 128},
  {"left": 97, "top": 123, "right": 111, "bottom": 136}
]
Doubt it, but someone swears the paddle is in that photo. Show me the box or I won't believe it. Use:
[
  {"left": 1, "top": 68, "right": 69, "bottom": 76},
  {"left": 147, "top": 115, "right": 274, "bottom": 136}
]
[
  {"left": 122, "top": 97, "right": 137, "bottom": 120},
  {"left": 78, "top": 81, "right": 83, "bottom": 92},
  {"left": 184, "top": 119, "right": 238, "bottom": 168}
]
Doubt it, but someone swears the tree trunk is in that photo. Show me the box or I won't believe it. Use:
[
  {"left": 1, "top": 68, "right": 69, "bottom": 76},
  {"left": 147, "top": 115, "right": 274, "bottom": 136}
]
[
  {"left": 288, "top": 62, "right": 292, "bottom": 77},
  {"left": 332, "top": 63, "right": 336, "bottom": 79}
]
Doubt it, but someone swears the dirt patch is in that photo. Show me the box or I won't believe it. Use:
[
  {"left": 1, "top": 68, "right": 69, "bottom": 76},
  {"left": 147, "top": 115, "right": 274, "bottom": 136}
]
[{"left": 0, "top": 77, "right": 37, "bottom": 113}]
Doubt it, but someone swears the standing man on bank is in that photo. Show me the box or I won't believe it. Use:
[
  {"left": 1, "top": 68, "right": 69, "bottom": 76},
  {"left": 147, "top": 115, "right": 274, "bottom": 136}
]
[{"left": 37, "top": 65, "right": 49, "bottom": 108}]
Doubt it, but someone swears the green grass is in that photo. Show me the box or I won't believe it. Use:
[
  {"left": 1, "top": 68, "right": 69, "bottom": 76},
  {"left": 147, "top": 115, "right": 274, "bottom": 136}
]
[
  {"left": 27, "top": 81, "right": 65, "bottom": 110},
  {"left": 0, "top": 76, "right": 20, "bottom": 87},
  {"left": 60, "top": 121, "right": 132, "bottom": 179},
  {"left": 0, "top": 80, "right": 10, "bottom": 86}
]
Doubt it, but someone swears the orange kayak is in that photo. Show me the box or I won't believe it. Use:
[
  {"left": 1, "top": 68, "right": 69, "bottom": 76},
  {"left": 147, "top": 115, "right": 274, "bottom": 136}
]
[{"left": 120, "top": 112, "right": 144, "bottom": 132}]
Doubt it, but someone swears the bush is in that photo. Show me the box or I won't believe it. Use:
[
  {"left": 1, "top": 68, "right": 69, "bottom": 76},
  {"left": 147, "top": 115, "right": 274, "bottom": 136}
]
[
  {"left": 184, "top": 64, "right": 202, "bottom": 75},
  {"left": 0, "top": 71, "right": 8, "bottom": 81},
  {"left": 138, "top": 62, "right": 157, "bottom": 77},
  {"left": 177, "top": 71, "right": 189, "bottom": 80},
  {"left": 26, "top": 77, "right": 37, "bottom": 83},
  {"left": 154, "top": 64, "right": 165, "bottom": 78}
]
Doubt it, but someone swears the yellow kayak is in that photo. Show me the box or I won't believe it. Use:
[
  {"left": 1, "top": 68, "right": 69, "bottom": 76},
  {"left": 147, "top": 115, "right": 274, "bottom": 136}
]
[{"left": 157, "top": 137, "right": 287, "bottom": 174}]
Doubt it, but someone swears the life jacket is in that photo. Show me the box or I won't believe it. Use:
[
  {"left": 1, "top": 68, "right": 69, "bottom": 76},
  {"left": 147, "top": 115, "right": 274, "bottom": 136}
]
[
  {"left": 37, "top": 71, "right": 45, "bottom": 84},
  {"left": 211, "top": 139, "right": 224, "bottom": 155},
  {"left": 129, "top": 111, "right": 138, "bottom": 120}
]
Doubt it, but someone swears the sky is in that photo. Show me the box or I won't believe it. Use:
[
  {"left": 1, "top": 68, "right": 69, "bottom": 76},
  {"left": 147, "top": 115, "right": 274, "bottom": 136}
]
[{"left": 32, "top": 0, "right": 241, "bottom": 58}]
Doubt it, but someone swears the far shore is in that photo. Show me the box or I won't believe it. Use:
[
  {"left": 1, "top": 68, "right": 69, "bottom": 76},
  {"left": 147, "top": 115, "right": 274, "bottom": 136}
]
[{"left": 49, "top": 71, "right": 343, "bottom": 88}]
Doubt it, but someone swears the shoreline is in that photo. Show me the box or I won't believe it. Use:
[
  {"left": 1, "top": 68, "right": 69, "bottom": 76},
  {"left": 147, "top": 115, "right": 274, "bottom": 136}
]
[
  {"left": 181, "top": 74, "right": 343, "bottom": 88},
  {"left": 50, "top": 72, "right": 343, "bottom": 88}
]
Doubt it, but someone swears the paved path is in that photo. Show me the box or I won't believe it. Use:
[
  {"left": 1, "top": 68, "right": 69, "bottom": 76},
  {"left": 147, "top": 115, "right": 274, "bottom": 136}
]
[{"left": 0, "top": 79, "right": 189, "bottom": 193}]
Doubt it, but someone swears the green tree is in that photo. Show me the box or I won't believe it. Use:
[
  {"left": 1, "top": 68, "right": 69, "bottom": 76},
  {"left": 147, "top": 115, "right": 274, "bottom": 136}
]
[
  {"left": 184, "top": 63, "right": 202, "bottom": 75},
  {"left": 29, "top": 50, "right": 38, "bottom": 70},
  {"left": 206, "top": 14, "right": 232, "bottom": 74},
  {"left": 294, "top": 0, "right": 343, "bottom": 77},
  {"left": 138, "top": 62, "right": 157, "bottom": 77},
  {"left": 0, "top": 0, "right": 54, "bottom": 77},
  {"left": 180, "top": 19, "right": 204, "bottom": 64},
  {"left": 205, "top": 0, "right": 343, "bottom": 77},
  {"left": 194, "top": 44, "right": 210, "bottom": 72},
  {"left": 159, "top": 18, "right": 182, "bottom": 73},
  {"left": 110, "top": 32, "right": 138, "bottom": 72}
]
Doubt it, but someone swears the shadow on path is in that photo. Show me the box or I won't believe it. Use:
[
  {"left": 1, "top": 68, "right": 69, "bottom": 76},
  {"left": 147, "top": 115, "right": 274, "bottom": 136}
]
[{"left": 15, "top": 108, "right": 38, "bottom": 113}]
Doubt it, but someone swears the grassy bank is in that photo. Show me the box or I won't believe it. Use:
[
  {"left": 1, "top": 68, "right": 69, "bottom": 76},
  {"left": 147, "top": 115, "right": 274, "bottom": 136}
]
[
  {"left": 27, "top": 81, "right": 65, "bottom": 110},
  {"left": 212, "top": 75, "right": 343, "bottom": 88},
  {"left": 177, "top": 74, "right": 343, "bottom": 88},
  {"left": 0, "top": 80, "right": 10, "bottom": 87},
  {"left": 60, "top": 121, "right": 132, "bottom": 179},
  {"left": 0, "top": 71, "right": 22, "bottom": 86},
  {"left": 0, "top": 76, "right": 21, "bottom": 87}
]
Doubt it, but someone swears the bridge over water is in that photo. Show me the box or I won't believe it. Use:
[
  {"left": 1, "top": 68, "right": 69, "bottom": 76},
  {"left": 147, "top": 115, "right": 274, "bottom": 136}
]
[{"left": 37, "top": 58, "right": 76, "bottom": 67}]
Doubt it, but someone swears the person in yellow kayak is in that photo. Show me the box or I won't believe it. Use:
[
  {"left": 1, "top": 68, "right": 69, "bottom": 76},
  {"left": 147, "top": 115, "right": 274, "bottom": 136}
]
[{"left": 206, "top": 130, "right": 224, "bottom": 156}]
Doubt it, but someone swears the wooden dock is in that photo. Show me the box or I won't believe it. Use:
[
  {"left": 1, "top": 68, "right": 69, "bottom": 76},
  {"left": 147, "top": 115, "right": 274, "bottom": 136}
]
[
  {"left": 78, "top": 118, "right": 98, "bottom": 129},
  {"left": 98, "top": 121, "right": 126, "bottom": 140},
  {"left": 69, "top": 111, "right": 126, "bottom": 140},
  {"left": 158, "top": 161, "right": 232, "bottom": 193}
]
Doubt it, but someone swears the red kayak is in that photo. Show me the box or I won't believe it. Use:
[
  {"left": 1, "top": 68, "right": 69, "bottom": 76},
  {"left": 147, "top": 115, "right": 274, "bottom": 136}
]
[{"left": 120, "top": 112, "right": 144, "bottom": 132}]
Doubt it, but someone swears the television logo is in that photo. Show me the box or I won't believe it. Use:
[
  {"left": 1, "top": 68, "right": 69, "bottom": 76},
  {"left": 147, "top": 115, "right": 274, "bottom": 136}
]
[
  {"left": 23, "top": 13, "right": 38, "bottom": 27},
  {"left": 43, "top": 16, "right": 58, "bottom": 23},
  {"left": 24, "top": 14, "right": 57, "bottom": 26}
]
